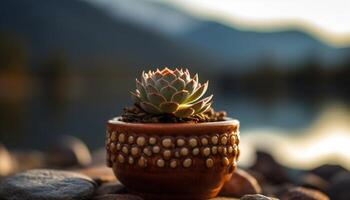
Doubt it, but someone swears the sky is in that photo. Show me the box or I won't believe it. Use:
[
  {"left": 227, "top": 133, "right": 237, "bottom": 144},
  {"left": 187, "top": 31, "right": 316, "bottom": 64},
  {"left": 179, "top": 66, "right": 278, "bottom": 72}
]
[{"left": 154, "top": 0, "right": 350, "bottom": 47}]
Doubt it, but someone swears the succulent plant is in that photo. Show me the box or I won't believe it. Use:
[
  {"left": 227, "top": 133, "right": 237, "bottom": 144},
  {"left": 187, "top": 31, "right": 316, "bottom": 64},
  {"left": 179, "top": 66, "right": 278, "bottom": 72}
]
[{"left": 131, "top": 68, "right": 213, "bottom": 118}]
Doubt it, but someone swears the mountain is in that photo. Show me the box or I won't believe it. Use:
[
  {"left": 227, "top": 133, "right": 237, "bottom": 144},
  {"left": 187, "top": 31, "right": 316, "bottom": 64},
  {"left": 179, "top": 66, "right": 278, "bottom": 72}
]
[
  {"left": 0, "top": 0, "right": 216, "bottom": 70},
  {"left": 87, "top": 0, "right": 350, "bottom": 71}
]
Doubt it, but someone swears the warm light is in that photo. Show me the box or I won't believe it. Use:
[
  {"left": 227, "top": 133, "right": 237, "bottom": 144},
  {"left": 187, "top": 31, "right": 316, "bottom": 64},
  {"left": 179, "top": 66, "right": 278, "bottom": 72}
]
[
  {"left": 239, "top": 104, "right": 350, "bottom": 170},
  {"left": 156, "top": 0, "right": 350, "bottom": 47}
]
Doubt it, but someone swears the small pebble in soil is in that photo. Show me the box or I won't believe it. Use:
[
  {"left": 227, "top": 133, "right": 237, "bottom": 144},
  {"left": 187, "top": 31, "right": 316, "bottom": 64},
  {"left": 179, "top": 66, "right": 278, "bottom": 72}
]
[
  {"left": 220, "top": 168, "right": 262, "bottom": 198},
  {"left": 241, "top": 194, "right": 279, "bottom": 200},
  {"left": 281, "top": 186, "right": 329, "bottom": 200}
]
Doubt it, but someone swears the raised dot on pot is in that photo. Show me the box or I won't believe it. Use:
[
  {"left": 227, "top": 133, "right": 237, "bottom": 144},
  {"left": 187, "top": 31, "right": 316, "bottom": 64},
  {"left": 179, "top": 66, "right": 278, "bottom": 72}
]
[
  {"left": 136, "top": 136, "right": 146, "bottom": 146},
  {"left": 189, "top": 138, "right": 198, "bottom": 147},
  {"left": 202, "top": 147, "right": 211, "bottom": 157},
  {"left": 118, "top": 154, "right": 125, "bottom": 163},
  {"left": 211, "top": 136, "right": 218, "bottom": 145},
  {"left": 131, "top": 146, "right": 140, "bottom": 156},
  {"left": 222, "top": 157, "right": 229, "bottom": 166},
  {"left": 230, "top": 135, "right": 235, "bottom": 145},
  {"left": 116, "top": 143, "right": 122, "bottom": 150},
  {"left": 211, "top": 146, "right": 218, "bottom": 155},
  {"left": 170, "top": 159, "right": 177, "bottom": 168},
  {"left": 228, "top": 146, "right": 233, "bottom": 154},
  {"left": 206, "top": 158, "right": 214, "bottom": 168},
  {"left": 111, "top": 132, "right": 117, "bottom": 142},
  {"left": 143, "top": 147, "right": 152, "bottom": 156},
  {"left": 183, "top": 158, "right": 192, "bottom": 168},
  {"left": 163, "top": 150, "right": 172, "bottom": 159},
  {"left": 180, "top": 147, "right": 189, "bottom": 156},
  {"left": 157, "top": 158, "right": 165, "bottom": 167},
  {"left": 122, "top": 146, "right": 129, "bottom": 154},
  {"left": 128, "top": 156, "right": 134, "bottom": 164},
  {"left": 176, "top": 138, "right": 186, "bottom": 147},
  {"left": 118, "top": 133, "right": 126, "bottom": 143},
  {"left": 138, "top": 156, "right": 147, "bottom": 168},
  {"left": 192, "top": 148, "right": 200, "bottom": 156},
  {"left": 201, "top": 137, "right": 208, "bottom": 145},
  {"left": 128, "top": 135, "right": 135, "bottom": 144},
  {"left": 162, "top": 138, "right": 172, "bottom": 148},
  {"left": 220, "top": 136, "right": 228, "bottom": 145},
  {"left": 149, "top": 137, "right": 157, "bottom": 145},
  {"left": 152, "top": 146, "right": 160, "bottom": 154}
]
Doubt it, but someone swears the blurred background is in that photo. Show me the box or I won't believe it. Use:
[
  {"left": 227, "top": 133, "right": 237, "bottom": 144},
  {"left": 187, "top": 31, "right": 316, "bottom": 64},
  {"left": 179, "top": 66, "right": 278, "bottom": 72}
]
[{"left": 0, "top": 0, "right": 349, "bottom": 171}]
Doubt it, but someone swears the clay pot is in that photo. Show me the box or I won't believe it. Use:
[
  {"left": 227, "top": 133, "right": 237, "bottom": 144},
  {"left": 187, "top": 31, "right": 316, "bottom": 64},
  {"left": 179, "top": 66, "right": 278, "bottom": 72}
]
[{"left": 106, "top": 117, "right": 240, "bottom": 200}]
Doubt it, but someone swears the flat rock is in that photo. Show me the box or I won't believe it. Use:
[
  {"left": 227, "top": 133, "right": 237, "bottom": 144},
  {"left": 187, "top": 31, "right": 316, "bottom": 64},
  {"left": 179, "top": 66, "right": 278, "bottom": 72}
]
[
  {"left": 92, "top": 194, "right": 143, "bottom": 200},
  {"left": 77, "top": 165, "right": 116, "bottom": 184},
  {"left": 281, "top": 187, "right": 329, "bottom": 200},
  {"left": 0, "top": 169, "right": 96, "bottom": 200},
  {"left": 310, "top": 164, "right": 347, "bottom": 181},
  {"left": 94, "top": 181, "right": 127, "bottom": 196},
  {"left": 241, "top": 194, "right": 279, "bottom": 200},
  {"left": 250, "top": 151, "right": 290, "bottom": 184},
  {"left": 220, "top": 168, "right": 262, "bottom": 198}
]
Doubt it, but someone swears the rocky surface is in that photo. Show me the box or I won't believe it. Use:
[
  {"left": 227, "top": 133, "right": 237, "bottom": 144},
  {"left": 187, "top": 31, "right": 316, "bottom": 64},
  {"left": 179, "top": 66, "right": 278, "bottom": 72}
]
[
  {"left": 220, "top": 168, "right": 262, "bottom": 198},
  {"left": 281, "top": 187, "right": 329, "bottom": 200},
  {"left": 241, "top": 194, "right": 278, "bottom": 200},
  {"left": 0, "top": 138, "right": 347, "bottom": 200},
  {"left": 0, "top": 169, "right": 96, "bottom": 200}
]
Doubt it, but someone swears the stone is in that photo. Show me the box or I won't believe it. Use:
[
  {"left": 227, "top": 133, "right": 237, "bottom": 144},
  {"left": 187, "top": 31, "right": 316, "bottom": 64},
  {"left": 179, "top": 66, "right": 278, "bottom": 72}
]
[
  {"left": 77, "top": 165, "right": 116, "bottom": 184},
  {"left": 241, "top": 194, "right": 278, "bottom": 200},
  {"left": 47, "top": 135, "right": 92, "bottom": 168},
  {"left": 0, "top": 169, "right": 96, "bottom": 200},
  {"left": 250, "top": 151, "right": 290, "bottom": 184},
  {"left": 327, "top": 171, "right": 350, "bottom": 200},
  {"left": 310, "top": 164, "right": 347, "bottom": 181},
  {"left": 300, "top": 173, "right": 329, "bottom": 192},
  {"left": 0, "top": 143, "right": 16, "bottom": 177},
  {"left": 94, "top": 181, "right": 127, "bottom": 196},
  {"left": 210, "top": 197, "right": 239, "bottom": 200},
  {"left": 220, "top": 168, "right": 262, "bottom": 198},
  {"left": 281, "top": 187, "right": 329, "bottom": 200},
  {"left": 92, "top": 194, "right": 143, "bottom": 200}
]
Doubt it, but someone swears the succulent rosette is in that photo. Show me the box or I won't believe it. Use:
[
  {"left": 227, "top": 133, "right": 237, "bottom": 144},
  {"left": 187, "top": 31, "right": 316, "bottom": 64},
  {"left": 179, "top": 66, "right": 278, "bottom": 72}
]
[{"left": 131, "top": 68, "right": 213, "bottom": 118}]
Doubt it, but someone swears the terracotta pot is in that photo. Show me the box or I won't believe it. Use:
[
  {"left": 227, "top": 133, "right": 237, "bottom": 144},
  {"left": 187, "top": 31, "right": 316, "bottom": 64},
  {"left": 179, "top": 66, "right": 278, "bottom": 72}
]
[{"left": 106, "top": 117, "right": 240, "bottom": 200}]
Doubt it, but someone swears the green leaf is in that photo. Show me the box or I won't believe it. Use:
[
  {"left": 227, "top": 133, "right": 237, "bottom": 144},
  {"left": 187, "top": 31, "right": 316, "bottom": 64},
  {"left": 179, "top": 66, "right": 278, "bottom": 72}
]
[
  {"left": 196, "top": 102, "right": 212, "bottom": 114},
  {"left": 171, "top": 78, "right": 185, "bottom": 91},
  {"left": 155, "top": 79, "right": 169, "bottom": 90},
  {"left": 130, "top": 91, "right": 142, "bottom": 104},
  {"left": 136, "top": 79, "right": 148, "bottom": 100},
  {"left": 184, "top": 79, "right": 197, "bottom": 94},
  {"left": 174, "top": 108, "right": 195, "bottom": 118},
  {"left": 146, "top": 84, "right": 158, "bottom": 93},
  {"left": 159, "top": 102, "right": 179, "bottom": 113},
  {"left": 147, "top": 93, "right": 166, "bottom": 106},
  {"left": 140, "top": 102, "right": 162, "bottom": 114},
  {"left": 171, "top": 90, "right": 189, "bottom": 104},
  {"left": 185, "top": 81, "right": 208, "bottom": 103},
  {"left": 160, "top": 85, "right": 177, "bottom": 101},
  {"left": 188, "top": 100, "right": 205, "bottom": 113},
  {"left": 163, "top": 72, "right": 177, "bottom": 82}
]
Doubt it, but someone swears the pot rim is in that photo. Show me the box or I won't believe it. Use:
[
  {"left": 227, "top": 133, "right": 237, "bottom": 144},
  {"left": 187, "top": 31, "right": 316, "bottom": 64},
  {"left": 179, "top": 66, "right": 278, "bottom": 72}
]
[{"left": 108, "top": 117, "right": 239, "bottom": 135}]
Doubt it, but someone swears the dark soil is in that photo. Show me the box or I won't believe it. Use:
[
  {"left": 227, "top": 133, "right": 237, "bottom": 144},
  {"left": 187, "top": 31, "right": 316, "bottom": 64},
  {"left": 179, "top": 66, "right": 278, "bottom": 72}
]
[{"left": 120, "top": 104, "right": 227, "bottom": 123}]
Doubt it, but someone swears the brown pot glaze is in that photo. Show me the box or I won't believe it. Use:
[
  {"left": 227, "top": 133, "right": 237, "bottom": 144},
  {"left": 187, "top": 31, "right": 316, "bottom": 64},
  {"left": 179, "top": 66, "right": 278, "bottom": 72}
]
[{"left": 106, "top": 117, "right": 240, "bottom": 200}]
